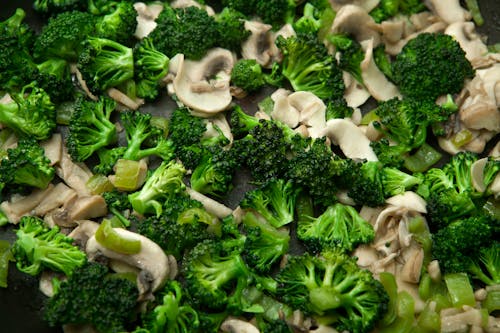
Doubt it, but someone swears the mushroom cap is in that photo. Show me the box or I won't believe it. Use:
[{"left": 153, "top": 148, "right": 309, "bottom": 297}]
[
  {"left": 426, "top": 0, "right": 470, "bottom": 24},
  {"left": 241, "top": 20, "right": 275, "bottom": 68},
  {"left": 173, "top": 49, "right": 235, "bottom": 115},
  {"left": 445, "top": 22, "right": 489, "bottom": 61},
  {"left": 331, "top": 5, "right": 381, "bottom": 45}
]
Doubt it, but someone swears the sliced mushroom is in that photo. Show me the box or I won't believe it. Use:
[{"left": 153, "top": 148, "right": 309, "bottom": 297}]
[
  {"left": 133, "top": 2, "right": 164, "bottom": 39},
  {"left": 48, "top": 195, "right": 108, "bottom": 228},
  {"left": 385, "top": 191, "right": 427, "bottom": 213},
  {"left": 220, "top": 318, "right": 260, "bottom": 333},
  {"left": 39, "top": 270, "right": 65, "bottom": 297},
  {"left": 67, "top": 220, "right": 100, "bottom": 250},
  {"left": 173, "top": 49, "right": 234, "bottom": 115},
  {"left": 186, "top": 187, "right": 233, "bottom": 218},
  {"left": 330, "top": 0, "right": 380, "bottom": 13},
  {"left": 343, "top": 71, "right": 371, "bottom": 108},
  {"left": 33, "top": 182, "right": 77, "bottom": 217},
  {"left": 460, "top": 95, "right": 500, "bottom": 132},
  {"left": 400, "top": 245, "right": 424, "bottom": 283},
  {"left": 360, "top": 38, "right": 401, "bottom": 101},
  {"left": 330, "top": 5, "right": 381, "bottom": 45},
  {"left": 445, "top": 22, "right": 489, "bottom": 61},
  {"left": 425, "top": 0, "right": 470, "bottom": 24},
  {"left": 441, "top": 306, "right": 485, "bottom": 333},
  {"left": 41, "top": 133, "right": 62, "bottom": 166},
  {"left": 56, "top": 148, "right": 94, "bottom": 196},
  {"left": 0, "top": 185, "right": 54, "bottom": 224},
  {"left": 107, "top": 88, "right": 144, "bottom": 111},
  {"left": 288, "top": 91, "right": 326, "bottom": 132},
  {"left": 242, "top": 20, "right": 275, "bottom": 68},
  {"left": 321, "top": 118, "right": 378, "bottom": 161},
  {"left": 271, "top": 92, "right": 300, "bottom": 128},
  {"left": 86, "top": 228, "right": 173, "bottom": 296}
]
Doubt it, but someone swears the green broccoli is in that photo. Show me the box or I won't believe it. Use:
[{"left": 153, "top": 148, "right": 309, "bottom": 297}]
[
  {"left": 370, "top": 0, "right": 426, "bottom": 23},
  {"left": 0, "top": 83, "right": 56, "bottom": 140},
  {"left": 293, "top": 0, "right": 335, "bottom": 37},
  {"left": 33, "top": 0, "right": 88, "bottom": 16},
  {"left": 44, "top": 261, "right": 139, "bottom": 333},
  {"left": 128, "top": 160, "right": 186, "bottom": 216},
  {"left": 0, "top": 8, "right": 35, "bottom": 49},
  {"left": 77, "top": 37, "right": 134, "bottom": 93},
  {"left": 11, "top": 216, "right": 86, "bottom": 276},
  {"left": 134, "top": 37, "right": 170, "bottom": 101},
  {"left": 328, "top": 34, "right": 365, "bottom": 84},
  {"left": 102, "top": 190, "right": 133, "bottom": 227},
  {"left": 231, "top": 59, "right": 283, "bottom": 93},
  {"left": 347, "top": 161, "right": 385, "bottom": 207},
  {"left": 297, "top": 203, "right": 375, "bottom": 253},
  {"left": 66, "top": 96, "right": 118, "bottom": 162},
  {"left": 149, "top": 5, "right": 219, "bottom": 60},
  {"left": 33, "top": 10, "right": 97, "bottom": 61},
  {"left": 215, "top": 7, "right": 251, "bottom": 52},
  {"left": 242, "top": 212, "right": 290, "bottom": 273},
  {"left": 95, "top": 1, "right": 137, "bottom": 44},
  {"left": 325, "top": 97, "right": 354, "bottom": 120},
  {"left": 276, "top": 33, "right": 345, "bottom": 100},
  {"left": 276, "top": 250, "right": 388, "bottom": 333},
  {"left": 229, "top": 105, "right": 262, "bottom": 139},
  {"left": 254, "top": 0, "right": 297, "bottom": 28},
  {"left": 136, "top": 280, "right": 200, "bottom": 333},
  {"left": 392, "top": 33, "right": 474, "bottom": 100},
  {"left": 467, "top": 241, "right": 500, "bottom": 286},
  {"left": 381, "top": 167, "right": 423, "bottom": 197},
  {"left": 0, "top": 137, "right": 55, "bottom": 193},
  {"left": 221, "top": 0, "right": 256, "bottom": 16},
  {"left": 240, "top": 178, "right": 298, "bottom": 228},
  {"left": 483, "top": 157, "right": 500, "bottom": 194},
  {"left": 93, "top": 146, "right": 127, "bottom": 175},
  {"left": 34, "top": 57, "right": 75, "bottom": 103},
  {"left": 373, "top": 44, "right": 394, "bottom": 80}
]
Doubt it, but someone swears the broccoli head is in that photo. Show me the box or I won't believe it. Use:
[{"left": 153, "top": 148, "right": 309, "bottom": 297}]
[
  {"left": 347, "top": 161, "right": 385, "bottom": 207},
  {"left": 33, "top": 0, "right": 88, "bottom": 16},
  {"left": 95, "top": 1, "right": 137, "bottom": 44},
  {"left": 77, "top": 37, "right": 134, "bottom": 93},
  {"left": 44, "top": 261, "right": 139, "bottom": 333},
  {"left": 34, "top": 58, "right": 75, "bottom": 103},
  {"left": 254, "top": 0, "right": 296, "bottom": 28},
  {"left": 297, "top": 203, "right": 375, "bottom": 253},
  {"left": 276, "top": 33, "right": 345, "bottom": 100},
  {"left": 11, "top": 216, "right": 86, "bottom": 277},
  {"left": 467, "top": 241, "right": 500, "bottom": 287},
  {"left": 328, "top": 34, "right": 365, "bottom": 84},
  {"left": 0, "top": 83, "right": 56, "bottom": 140},
  {"left": 276, "top": 250, "right": 388, "bottom": 333},
  {"left": 0, "top": 137, "right": 55, "bottom": 193},
  {"left": 392, "top": 33, "right": 474, "bottom": 100},
  {"left": 231, "top": 59, "right": 283, "bottom": 93},
  {"left": 293, "top": 0, "right": 335, "bottom": 36},
  {"left": 67, "top": 96, "right": 118, "bottom": 162},
  {"left": 215, "top": 7, "right": 251, "bottom": 52}
]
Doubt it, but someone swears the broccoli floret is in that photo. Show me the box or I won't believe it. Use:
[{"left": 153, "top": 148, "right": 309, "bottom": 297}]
[
  {"left": 293, "top": 0, "right": 335, "bottom": 36},
  {"left": 231, "top": 59, "right": 283, "bottom": 93},
  {"left": 432, "top": 214, "right": 494, "bottom": 274},
  {"left": 325, "top": 97, "right": 354, "bottom": 120},
  {"left": 129, "top": 160, "right": 186, "bottom": 216},
  {"left": 44, "top": 261, "right": 139, "bottom": 333},
  {"left": 443, "top": 151, "right": 478, "bottom": 194},
  {"left": 149, "top": 5, "right": 219, "bottom": 60},
  {"left": 94, "top": 146, "right": 127, "bottom": 175},
  {"left": 276, "top": 33, "right": 345, "bottom": 100},
  {"left": 34, "top": 58, "right": 75, "bottom": 103},
  {"left": 392, "top": 33, "right": 474, "bottom": 100},
  {"left": 215, "top": 7, "right": 251, "bottom": 52},
  {"left": 221, "top": 0, "right": 256, "bottom": 16},
  {"left": 254, "top": 0, "right": 297, "bottom": 28},
  {"left": 67, "top": 96, "right": 118, "bottom": 162},
  {"left": 240, "top": 179, "right": 298, "bottom": 228},
  {"left": 0, "top": 8, "right": 35, "bottom": 49},
  {"left": 11, "top": 216, "right": 86, "bottom": 276},
  {"left": 276, "top": 250, "right": 388, "bottom": 333},
  {"left": 347, "top": 161, "right": 385, "bottom": 207},
  {"left": 467, "top": 241, "right": 500, "bottom": 286},
  {"left": 483, "top": 157, "right": 500, "bottom": 194},
  {"left": 33, "top": 0, "right": 88, "bottom": 16},
  {"left": 190, "top": 145, "right": 238, "bottom": 197},
  {"left": 134, "top": 37, "right": 170, "bottom": 101},
  {"left": 381, "top": 167, "right": 423, "bottom": 197},
  {"left": 137, "top": 280, "right": 200, "bottom": 332},
  {"left": 34, "top": 10, "right": 97, "bottom": 61},
  {"left": 77, "top": 37, "right": 134, "bottom": 93},
  {"left": 0, "top": 83, "right": 56, "bottom": 140},
  {"left": 102, "top": 190, "right": 133, "bottom": 227},
  {"left": 369, "top": 0, "right": 425, "bottom": 23},
  {"left": 136, "top": 194, "right": 214, "bottom": 259},
  {"left": 229, "top": 105, "right": 262, "bottom": 138},
  {"left": 259, "top": 319, "right": 293, "bottom": 333},
  {"left": 297, "top": 203, "right": 374, "bottom": 253},
  {"left": 182, "top": 239, "right": 252, "bottom": 311},
  {"left": 120, "top": 111, "right": 175, "bottom": 161},
  {"left": 242, "top": 212, "right": 290, "bottom": 273},
  {"left": 328, "top": 34, "right": 365, "bottom": 83},
  {"left": 0, "top": 137, "right": 55, "bottom": 193},
  {"left": 95, "top": 1, "right": 137, "bottom": 44},
  {"left": 373, "top": 44, "right": 393, "bottom": 80}
]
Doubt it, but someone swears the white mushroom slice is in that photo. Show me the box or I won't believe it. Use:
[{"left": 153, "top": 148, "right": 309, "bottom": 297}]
[
  {"left": 445, "top": 22, "right": 488, "bottom": 61},
  {"left": 385, "top": 192, "right": 427, "bottom": 213},
  {"left": 271, "top": 88, "right": 292, "bottom": 101},
  {"left": 133, "top": 2, "right": 164, "bottom": 39},
  {"left": 330, "top": 0, "right": 380, "bottom": 13},
  {"left": 400, "top": 246, "right": 424, "bottom": 283},
  {"left": 427, "top": 260, "right": 441, "bottom": 282},
  {"left": 210, "top": 113, "right": 233, "bottom": 145},
  {"left": 56, "top": 148, "right": 93, "bottom": 196},
  {"left": 460, "top": 95, "right": 500, "bottom": 132},
  {"left": 220, "top": 318, "right": 260, "bottom": 333},
  {"left": 1, "top": 185, "right": 54, "bottom": 224},
  {"left": 336, "top": 190, "right": 356, "bottom": 206},
  {"left": 425, "top": 0, "right": 470, "bottom": 24},
  {"left": 39, "top": 271, "right": 65, "bottom": 297},
  {"left": 441, "top": 307, "right": 485, "bottom": 333},
  {"left": 330, "top": 5, "right": 381, "bottom": 45},
  {"left": 86, "top": 229, "right": 172, "bottom": 295},
  {"left": 380, "top": 20, "right": 405, "bottom": 44},
  {"left": 271, "top": 93, "right": 300, "bottom": 128},
  {"left": 33, "top": 182, "right": 77, "bottom": 217},
  {"left": 321, "top": 118, "right": 378, "bottom": 161},
  {"left": 288, "top": 91, "right": 326, "bottom": 131},
  {"left": 242, "top": 20, "right": 275, "bottom": 67},
  {"left": 41, "top": 133, "right": 62, "bottom": 166},
  {"left": 67, "top": 220, "right": 100, "bottom": 250},
  {"left": 107, "top": 88, "right": 144, "bottom": 110},
  {"left": 186, "top": 187, "right": 233, "bottom": 218},
  {"left": 173, "top": 49, "right": 234, "bottom": 114},
  {"left": 68, "top": 195, "right": 108, "bottom": 222},
  {"left": 270, "top": 23, "right": 296, "bottom": 63},
  {"left": 353, "top": 244, "right": 379, "bottom": 268},
  {"left": 438, "top": 137, "right": 463, "bottom": 155},
  {"left": 360, "top": 39, "right": 401, "bottom": 101},
  {"left": 343, "top": 72, "right": 371, "bottom": 108},
  {"left": 71, "top": 65, "right": 98, "bottom": 101}
]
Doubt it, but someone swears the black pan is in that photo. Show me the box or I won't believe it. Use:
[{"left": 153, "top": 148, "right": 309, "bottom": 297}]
[{"left": 0, "top": 1, "right": 499, "bottom": 332}]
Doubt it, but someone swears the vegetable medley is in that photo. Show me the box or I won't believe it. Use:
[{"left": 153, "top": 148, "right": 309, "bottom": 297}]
[{"left": 0, "top": 0, "right": 499, "bottom": 333}]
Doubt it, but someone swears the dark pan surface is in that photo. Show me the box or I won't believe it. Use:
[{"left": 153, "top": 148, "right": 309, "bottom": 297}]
[{"left": 0, "top": 1, "right": 499, "bottom": 332}]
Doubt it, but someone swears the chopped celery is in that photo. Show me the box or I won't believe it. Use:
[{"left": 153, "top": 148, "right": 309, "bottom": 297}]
[
  {"left": 95, "top": 219, "right": 141, "bottom": 255},
  {"left": 483, "top": 287, "right": 500, "bottom": 314},
  {"left": 379, "top": 272, "right": 398, "bottom": 326},
  {"left": 404, "top": 143, "right": 442, "bottom": 173},
  {"left": 444, "top": 273, "right": 475, "bottom": 308},
  {"left": 86, "top": 174, "right": 114, "bottom": 195},
  {"left": 109, "top": 159, "right": 148, "bottom": 191},
  {"left": 0, "top": 240, "right": 12, "bottom": 288}
]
